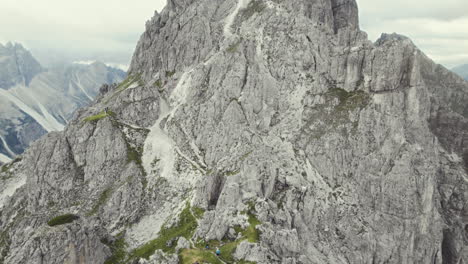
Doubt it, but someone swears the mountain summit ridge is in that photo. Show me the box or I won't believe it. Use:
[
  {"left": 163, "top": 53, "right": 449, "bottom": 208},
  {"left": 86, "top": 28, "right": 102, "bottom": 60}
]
[{"left": 0, "top": 0, "right": 467, "bottom": 263}]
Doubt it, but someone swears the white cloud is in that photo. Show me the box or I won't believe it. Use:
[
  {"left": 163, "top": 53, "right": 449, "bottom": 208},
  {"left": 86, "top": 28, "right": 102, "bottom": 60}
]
[
  {"left": 1, "top": 0, "right": 467, "bottom": 68},
  {"left": 0, "top": 0, "right": 167, "bottom": 66}
]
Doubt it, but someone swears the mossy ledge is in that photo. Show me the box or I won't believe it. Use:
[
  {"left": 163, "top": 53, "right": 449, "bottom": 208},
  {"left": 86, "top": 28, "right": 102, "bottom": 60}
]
[
  {"left": 83, "top": 110, "right": 115, "bottom": 123},
  {"left": 47, "top": 214, "right": 79, "bottom": 227},
  {"left": 130, "top": 203, "right": 198, "bottom": 259},
  {"left": 102, "top": 233, "right": 127, "bottom": 264},
  {"left": 192, "top": 203, "right": 261, "bottom": 264},
  {"left": 87, "top": 188, "right": 113, "bottom": 216}
]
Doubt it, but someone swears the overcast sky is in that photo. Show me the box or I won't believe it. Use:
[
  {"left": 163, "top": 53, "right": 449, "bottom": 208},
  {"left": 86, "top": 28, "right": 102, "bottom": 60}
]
[{"left": 1, "top": 0, "right": 467, "bottom": 69}]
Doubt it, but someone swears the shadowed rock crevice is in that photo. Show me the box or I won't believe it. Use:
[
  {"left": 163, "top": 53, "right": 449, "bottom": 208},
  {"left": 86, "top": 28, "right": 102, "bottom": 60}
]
[
  {"left": 207, "top": 173, "right": 226, "bottom": 209},
  {"left": 442, "top": 229, "right": 458, "bottom": 264}
]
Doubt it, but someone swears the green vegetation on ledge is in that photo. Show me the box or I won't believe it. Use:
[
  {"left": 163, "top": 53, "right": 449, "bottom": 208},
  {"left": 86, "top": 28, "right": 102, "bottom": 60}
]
[
  {"left": 102, "top": 233, "right": 127, "bottom": 264},
  {"left": 105, "top": 73, "right": 143, "bottom": 103},
  {"left": 166, "top": 71, "right": 176, "bottom": 78},
  {"left": 87, "top": 188, "right": 113, "bottom": 216},
  {"left": 179, "top": 248, "right": 223, "bottom": 264},
  {"left": 192, "top": 207, "right": 205, "bottom": 219},
  {"left": 116, "top": 74, "right": 143, "bottom": 91},
  {"left": 305, "top": 87, "right": 371, "bottom": 140},
  {"left": 130, "top": 203, "right": 198, "bottom": 259},
  {"left": 326, "top": 88, "right": 370, "bottom": 112},
  {"left": 227, "top": 41, "right": 241, "bottom": 53},
  {"left": 47, "top": 214, "right": 79, "bottom": 227},
  {"left": 83, "top": 110, "right": 115, "bottom": 122},
  {"left": 1, "top": 157, "right": 22, "bottom": 174},
  {"left": 192, "top": 204, "right": 261, "bottom": 264}
]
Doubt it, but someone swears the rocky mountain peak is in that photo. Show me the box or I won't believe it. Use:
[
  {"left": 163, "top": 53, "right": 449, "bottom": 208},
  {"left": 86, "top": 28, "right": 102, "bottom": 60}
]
[
  {"left": 0, "top": 42, "right": 43, "bottom": 88},
  {"left": 0, "top": 0, "right": 467, "bottom": 263}
]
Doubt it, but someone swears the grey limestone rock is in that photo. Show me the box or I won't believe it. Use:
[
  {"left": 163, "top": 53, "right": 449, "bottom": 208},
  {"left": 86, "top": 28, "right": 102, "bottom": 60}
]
[{"left": 1, "top": 0, "right": 467, "bottom": 263}]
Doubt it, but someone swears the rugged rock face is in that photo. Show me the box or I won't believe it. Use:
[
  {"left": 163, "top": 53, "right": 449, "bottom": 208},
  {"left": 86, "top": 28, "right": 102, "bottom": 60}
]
[
  {"left": 1, "top": 0, "right": 467, "bottom": 263},
  {"left": 0, "top": 45, "right": 126, "bottom": 163}
]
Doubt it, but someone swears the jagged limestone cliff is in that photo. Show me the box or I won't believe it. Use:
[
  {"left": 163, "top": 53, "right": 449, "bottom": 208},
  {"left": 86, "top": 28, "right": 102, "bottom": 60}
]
[{"left": 0, "top": 0, "right": 467, "bottom": 263}]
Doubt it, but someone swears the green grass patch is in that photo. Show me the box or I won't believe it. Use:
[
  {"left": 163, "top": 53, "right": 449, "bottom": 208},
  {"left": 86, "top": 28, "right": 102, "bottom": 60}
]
[
  {"left": 227, "top": 41, "right": 241, "bottom": 53},
  {"left": 220, "top": 241, "right": 240, "bottom": 263},
  {"left": 240, "top": 151, "right": 253, "bottom": 161},
  {"left": 105, "top": 74, "right": 143, "bottom": 103},
  {"left": 305, "top": 88, "right": 371, "bottom": 140},
  {"left": 166, "top": 71, "right": 176, "bottom": 78},
  {"left": 154, "top": 79, "right": 165, "bottom": 92},
  {"left": 195, "top": 207, "right": 261, "bottom": 263},
  {"left": 47, "top": 214, "right": 79, "bottom": 227},
  {"left": 102, "top": 233, "right": 127, "bottom": 264},
  {"left": 87, "top": 188, "right": 113, "bottom": 216},
  {"left": 326, "top": 88, "right": 370, "bottom": 112},
  {"left": 117, "top": 74, "right": 143, "bottom": 90},
  {"left": 2, "top": 163, "right": 13, "bottom": 173},
  {"left": 130, "top": 204, "right": 198, "bottom": 259},
  {"left": 124, "top": 139, "right": 146, "bottom": 188},
  {"left": 83, "top": 111, "right": 115, "bottom": 122},
  {"left": 179, "top": 248, "right": 223, "bottom": 264},
  {"left": 1, "top": 157, "right": 22, "bottom": 174},
  {"left": 0, "top": 228, "right": 11, "bottom": 262},
  {"left": 127, "top": 145, "right": 143, "bottom": 165},
  {"left": 225, "top": 170, "right": 240, "bottom": 176},
  {"left": 192, "top": 207, "right": 205, "bottom": 219},
  {"left": 243, "top": 212, "right": 260, "bottom": 243}
]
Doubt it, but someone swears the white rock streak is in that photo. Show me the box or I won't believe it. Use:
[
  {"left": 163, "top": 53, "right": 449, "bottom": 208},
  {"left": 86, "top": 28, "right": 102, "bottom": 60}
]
[
  {"left": 0, "top": 153, "right": 11, "bottom": 163},
  {"left": 142, "top": 70, "right": 193, "bottom": 184},
  {"left": 224, "top": 0, "right": 251, "bottom": 38},
  {"left": 0, "top": 89, "right": 64, "bottom": 132},
  {"left": 0, "top": 135, "right": 16, "bottom": 157},
  {"left": 73, "top": 73, "right": 93, "bottom": 101},
  {"left": 0, "top": 174, "right": 26, "bottom": 209},
  {"left": 143, "top": 98, "right": 175, "bottom": 182}
]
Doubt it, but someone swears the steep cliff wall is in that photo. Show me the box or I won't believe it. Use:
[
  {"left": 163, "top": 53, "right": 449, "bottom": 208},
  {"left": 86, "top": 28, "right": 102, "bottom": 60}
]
[{"left": 1, "top": 0, "right": 466, "bottom": 263}]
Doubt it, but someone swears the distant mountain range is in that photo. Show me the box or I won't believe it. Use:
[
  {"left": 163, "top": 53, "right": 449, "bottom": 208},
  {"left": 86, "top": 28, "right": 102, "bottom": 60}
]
[
  {"left": 452, "top": 64, "right": 468, "bottom": 80},
  {"left": 0, "top": 42, "right": 126, "bottom": 163}
]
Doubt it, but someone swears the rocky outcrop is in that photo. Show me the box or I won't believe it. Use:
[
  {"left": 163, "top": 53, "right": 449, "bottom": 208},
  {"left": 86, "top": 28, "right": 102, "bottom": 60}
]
[{"left": 1, "top": 0, "right": 467, "bottom": 263}]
